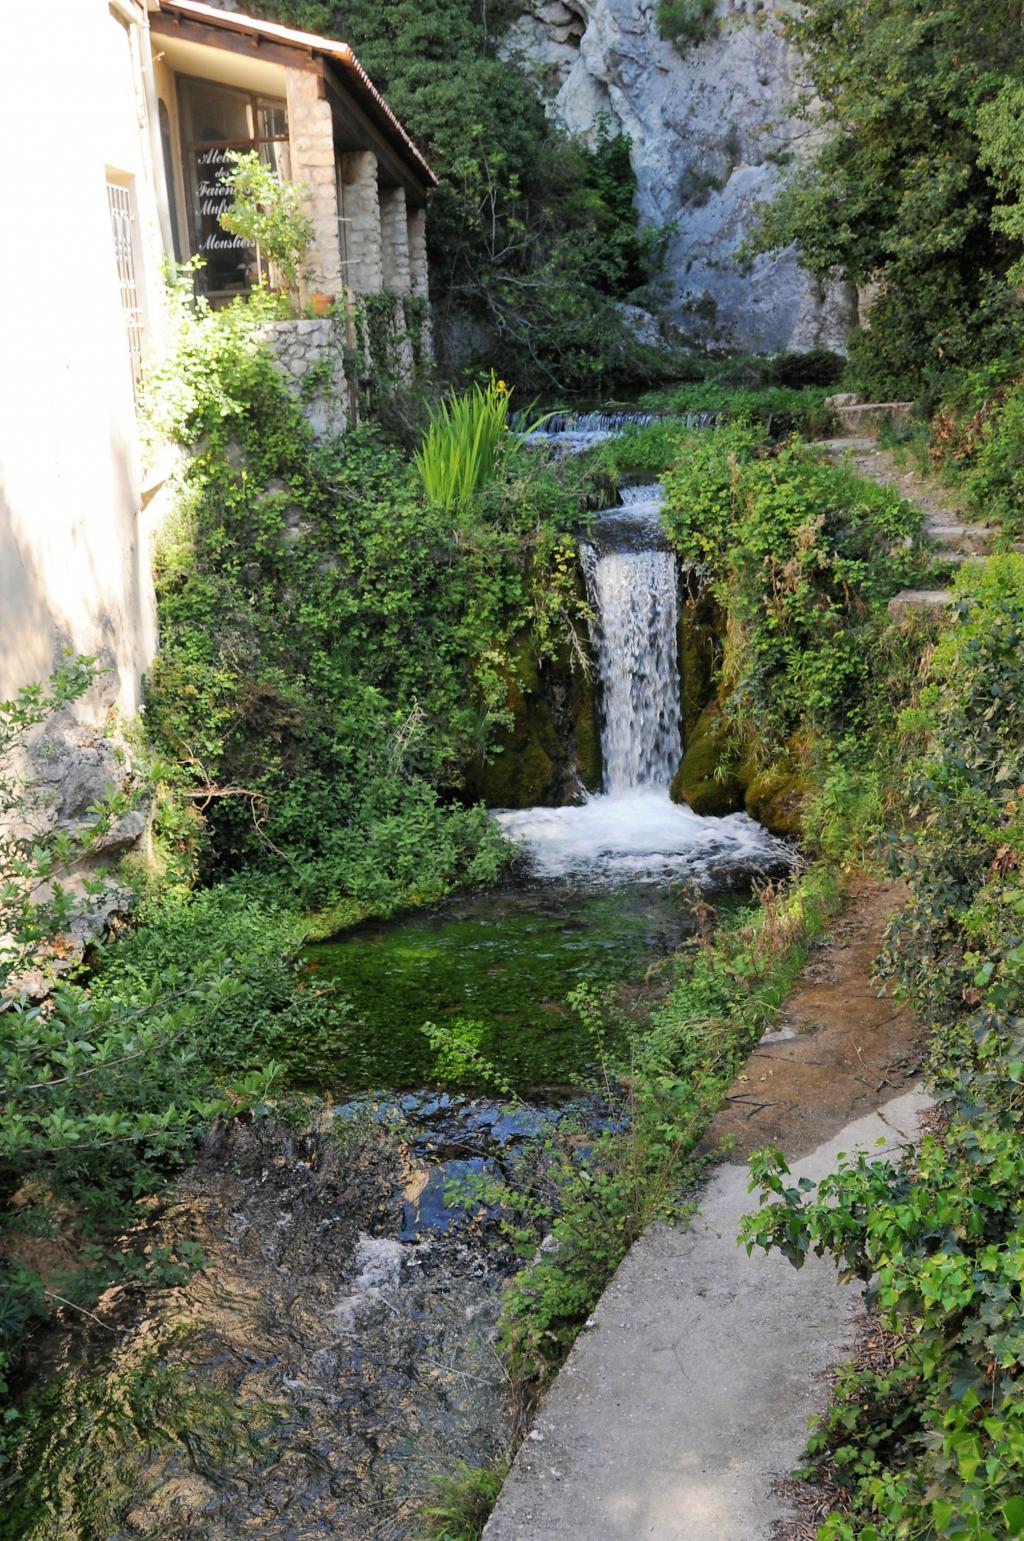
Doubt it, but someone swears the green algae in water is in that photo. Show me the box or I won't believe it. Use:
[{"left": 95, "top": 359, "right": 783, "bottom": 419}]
[{"left": 300, "top": 886, "right": 705, "bottom": 1093}]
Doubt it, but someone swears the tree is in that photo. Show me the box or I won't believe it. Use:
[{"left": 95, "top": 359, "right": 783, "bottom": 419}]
[{"left": 746, "top": 0, "right": 1024, "bottom": 398}]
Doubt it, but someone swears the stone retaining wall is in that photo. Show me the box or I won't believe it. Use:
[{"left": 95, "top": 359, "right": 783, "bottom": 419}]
[{"left": 257, "top": 318, "right": 348, "bottom": 441}]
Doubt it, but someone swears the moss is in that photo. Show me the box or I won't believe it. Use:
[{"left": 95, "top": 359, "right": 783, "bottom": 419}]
[
  {"left": 677, "top": 585, "right": 722, "bottom": 742},
  {"left": 670, "top": 703, "right": 747, "bottom": 815},
  {"left": 744, "top": 741, "right": 810, "bottom": 837},
  {"left": 467, "top": 637, "right": 561, "bottom": 808},
  {"left": 566, "top": 635, "right": 602, "bottom": 793},
  {"left": 467, "top": 568, "right": 602, "bottom": 808}
]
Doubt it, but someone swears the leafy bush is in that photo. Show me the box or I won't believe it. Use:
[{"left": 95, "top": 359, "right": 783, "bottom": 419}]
[
  {"left": 765, "top": 348, "right": 845, "bottom": 389},
  {"left": 661, "top": 428, "right": 923, "bottom": 751},
  {"left": 926, "top": 369, "right": 1024, "bottom": 541},
  {"left": 219, "top": 150, "right": 313, "bottom": 294},
  {"left": 655, "top": 0, "right": 716, "bottom": 49},
  {"left": 745, "top": 0, "right": 1024, "bottom": 399}
]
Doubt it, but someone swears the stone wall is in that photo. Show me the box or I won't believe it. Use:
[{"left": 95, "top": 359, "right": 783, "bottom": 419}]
[{"left": 257, "top": 318, "right": 348, "bottom": 441}]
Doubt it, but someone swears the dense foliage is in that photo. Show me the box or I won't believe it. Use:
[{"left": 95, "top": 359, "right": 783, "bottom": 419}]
[
  {"left": 902, "top": 363, "right": 1024, "bottom": 544},
  {"left": 744, "top": 558, "right": 1024, "bottom": 1536},
  {"left": 748, "top": 0, "right": 1024, "bottom": 399},
  {"left": 661, "top": 427, "right": 923, "bottom": 752},
  {"left": 144, "top": 283, "right": 584, "bottom": 901},
  {"left": 251, "top": 0, "right": 665, "bottom": 392},
  {"left": 0, "top": 669, "right": 303, "bottom": 1442}
]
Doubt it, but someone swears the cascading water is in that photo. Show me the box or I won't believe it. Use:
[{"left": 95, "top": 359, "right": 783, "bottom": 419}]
[
  {"left": 580, "top": 535, "right": 681, "bottom": 792},
  {"left": 497, "top": 471, "right": 791, "bottom": 884}
]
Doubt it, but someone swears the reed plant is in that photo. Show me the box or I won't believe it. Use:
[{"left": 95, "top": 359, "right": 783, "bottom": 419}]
[{"left": 414, "top": 375, "right": 544, "bottom": 513}]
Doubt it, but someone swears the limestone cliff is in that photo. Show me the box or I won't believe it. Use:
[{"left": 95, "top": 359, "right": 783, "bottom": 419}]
[{"left": 503, "top": 0, "right": 856, "bottom": 352}]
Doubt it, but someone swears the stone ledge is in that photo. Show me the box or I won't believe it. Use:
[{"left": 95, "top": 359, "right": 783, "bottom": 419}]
[{"left": 888, "top": 588, "right": 953, "bottom": 620}]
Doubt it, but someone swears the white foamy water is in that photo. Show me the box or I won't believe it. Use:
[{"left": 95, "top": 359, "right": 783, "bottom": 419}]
[
  {"left": 582, "top": 541, "right": 681, "bottom": 792},
  {"left": 496, "top": 791, "right": 786, "bottom": 885},
  {"left": 526, "top": 412, "right": 659, "bottom": 455}
]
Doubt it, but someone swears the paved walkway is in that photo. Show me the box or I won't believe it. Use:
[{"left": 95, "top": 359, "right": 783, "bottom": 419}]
[{"left": 486, "top": 883, "right": 931, "bottom": 1541}]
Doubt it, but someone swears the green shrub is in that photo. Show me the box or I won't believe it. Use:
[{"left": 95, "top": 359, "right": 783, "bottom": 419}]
[
  {"left": 742, "top": 0, "right": 1024, "bottom": 400},
  {"left": 765, "top": 348, "right": 845, "bottom": 389},
  {"left": 219, "top": 150, "right": 313, "bottom": 294},
  {"left": 661, "top": 427, "right": 924, "bottom": 752},
  {"left": 655, "top": 0, "right": 717, "bottom": 49}
]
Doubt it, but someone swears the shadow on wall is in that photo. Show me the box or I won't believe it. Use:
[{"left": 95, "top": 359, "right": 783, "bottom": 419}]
[{"left": 0, "top": 424, "right": 157, "bottom": 721}]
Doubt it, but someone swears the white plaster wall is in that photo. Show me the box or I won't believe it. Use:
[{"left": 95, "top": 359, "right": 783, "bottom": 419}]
[{"left": 0, "top": 0, "right": 162, "bottom": 716}]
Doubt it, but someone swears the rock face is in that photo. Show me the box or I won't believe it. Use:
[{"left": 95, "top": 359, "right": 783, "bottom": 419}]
[{"left": 503, "top": 0, "right": 857, "bottom": 351}]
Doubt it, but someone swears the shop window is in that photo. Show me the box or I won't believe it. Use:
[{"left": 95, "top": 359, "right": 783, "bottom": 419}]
[{"left": 177, "top": 76, "right": 290, "bottom": 298}]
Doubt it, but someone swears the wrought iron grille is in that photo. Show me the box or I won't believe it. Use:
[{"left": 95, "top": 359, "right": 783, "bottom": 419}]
[{"left": 106, "top": 179, "right": 145, "bottom": 396}]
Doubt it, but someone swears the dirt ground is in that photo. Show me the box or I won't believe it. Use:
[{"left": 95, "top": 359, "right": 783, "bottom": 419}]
[{"left": 703, "top": 876, "right": 926, "bottom": 1163}]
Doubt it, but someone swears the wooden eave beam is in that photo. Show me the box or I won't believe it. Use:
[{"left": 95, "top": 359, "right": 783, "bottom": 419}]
[{"left": 149, "top": 10, "right": 320, "bottom": 72}]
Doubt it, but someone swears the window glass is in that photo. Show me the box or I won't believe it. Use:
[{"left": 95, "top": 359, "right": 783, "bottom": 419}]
[{"left": 178, "top": 77, "right": 288, "bottom": 296}]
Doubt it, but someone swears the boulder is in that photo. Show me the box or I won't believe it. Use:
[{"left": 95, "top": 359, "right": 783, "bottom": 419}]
[{"left": 744, "top": 754, "right": 807, "bottom": 837}]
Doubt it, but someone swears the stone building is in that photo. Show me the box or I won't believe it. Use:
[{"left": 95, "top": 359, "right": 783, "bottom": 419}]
[
  {"left": 150, "top": 0, "right": 435, "bottom": 311},
  {"left": 0, "top": 0, "right": 434, "bottom": 717}
]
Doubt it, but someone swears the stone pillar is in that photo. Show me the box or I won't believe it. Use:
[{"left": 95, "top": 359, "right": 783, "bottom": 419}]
[
  {"left": 379, "top": 185, "right": 412, "bottom": 293},
  {"left": 407, "top": 206, "right": 429, "bottom": 301},
  {"left": 284, "top": 68, "right": 344, "bottom": 302},
  {"left": 406, "top": 205, "right": 433, "bottom": 359},
  {"left": 339, "top": 150, "right": 383, "bottom": 295}
]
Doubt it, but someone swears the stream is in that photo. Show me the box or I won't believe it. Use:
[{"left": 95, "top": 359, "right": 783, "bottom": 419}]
[{"left": 25, "top": 416, "right": 793, "bottom": 1538}]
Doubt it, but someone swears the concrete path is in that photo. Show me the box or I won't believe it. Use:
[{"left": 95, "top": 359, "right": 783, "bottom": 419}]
[
  {"left": 485, "top": 1088, "right": 931, "bottom": 1541},
  {"left": 486, "top": 883, "right": 932, "bottom": 1539}
]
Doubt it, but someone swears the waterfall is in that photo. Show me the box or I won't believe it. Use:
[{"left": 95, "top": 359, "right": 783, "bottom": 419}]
[
  {"left": 581, "top": 541, "right": 681, "bottom": 793},
  {"left": 495, "top": 469, "right": 791, "bottom": 885}
]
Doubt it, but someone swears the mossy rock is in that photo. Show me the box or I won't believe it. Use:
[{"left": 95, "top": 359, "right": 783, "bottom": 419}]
[
  {"left": 564, "top": 631, "right": 602, "bottom": 794},
  {"left": 467, "top": 619, "right": 601, "bottom": 808},
  {"left": 669, "top": 703, "right": 746, "bottom": 816},
  {"left": 744, "top": 750, "right": 809, "bottom": 838},
  {"left": 676, "top": 586, "right": 722, "bottom": 742},
  {"left": 467, "top": 641, "right": 559, "bottom": 807}
]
